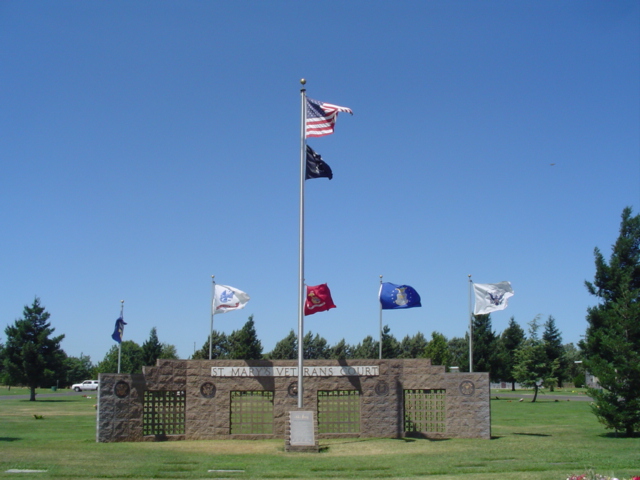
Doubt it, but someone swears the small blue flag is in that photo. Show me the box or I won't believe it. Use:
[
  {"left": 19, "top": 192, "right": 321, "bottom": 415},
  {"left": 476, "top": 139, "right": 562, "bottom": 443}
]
[
  {"left": 111, "top": 317, "right": 127, "bottom": 343},
  {"left": 379, "top": 282, "right": 422, "bottom": 310}
]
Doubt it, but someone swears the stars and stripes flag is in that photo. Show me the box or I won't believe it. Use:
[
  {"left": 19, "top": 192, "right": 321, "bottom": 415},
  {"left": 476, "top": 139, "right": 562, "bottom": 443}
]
[{"left": 306, "top": 98, "right": 353, "bottom": 138}]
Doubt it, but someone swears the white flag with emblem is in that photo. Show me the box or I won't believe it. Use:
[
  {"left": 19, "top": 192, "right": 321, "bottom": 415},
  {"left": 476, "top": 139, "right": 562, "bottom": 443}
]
[
  {"left": 473, "top": 282, "right": 514, "bottom": 315},
  {"left": 213, "top": 285, "right": 250, "bottom": 314}
]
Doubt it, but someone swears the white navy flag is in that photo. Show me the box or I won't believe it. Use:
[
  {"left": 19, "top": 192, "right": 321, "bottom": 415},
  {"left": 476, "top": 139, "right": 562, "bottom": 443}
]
[
  {"left": 473, "top": 282, "right": 514, "bottom": 315},
  {"left": 213, "top": 285, "right": 250, "bottom": 314}
]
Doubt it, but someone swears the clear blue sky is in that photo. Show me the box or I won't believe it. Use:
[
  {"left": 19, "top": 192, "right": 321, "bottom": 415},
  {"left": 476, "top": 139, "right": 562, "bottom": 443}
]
[{"left": 1, "top": 1, "right": 638, "bottom": 365}]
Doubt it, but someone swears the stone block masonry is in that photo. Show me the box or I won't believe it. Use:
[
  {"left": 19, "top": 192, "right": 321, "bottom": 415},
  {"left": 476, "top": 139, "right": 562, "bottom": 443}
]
[{"left": 97, "top": 359, "right": 490, "bottom": 442}]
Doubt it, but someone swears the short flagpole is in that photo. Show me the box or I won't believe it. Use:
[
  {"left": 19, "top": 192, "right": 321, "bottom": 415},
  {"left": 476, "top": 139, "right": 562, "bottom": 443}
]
[
  {"left": 118, "top": 300, "right": 124, "bottom": 374},
  {"left": 379, "top": 275, "right": 383, "bottom": 359},
  {"left": 210, "top": 276, "right": 215, "bottom": 360},
  {"left": 297, "top": 79, "right": 307, "bottom": 409},
  {"left": 468, "top": 275, "right": 473, "bottom": 373}
]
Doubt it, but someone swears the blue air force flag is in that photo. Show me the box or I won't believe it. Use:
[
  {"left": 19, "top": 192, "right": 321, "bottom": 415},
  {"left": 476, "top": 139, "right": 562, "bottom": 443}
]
[
  {"left": 379, "top": 282, "right": 422, "bottom": 310},
  {"left": 473, "top": 282, "right": 514, "bottom": 315},
  {"left": 111, "top": 317, "right": 127, "bottom": 343}
]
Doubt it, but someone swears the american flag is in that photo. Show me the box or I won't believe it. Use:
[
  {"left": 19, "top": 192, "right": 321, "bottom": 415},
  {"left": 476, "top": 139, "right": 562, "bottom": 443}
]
[{"left": 306, "top": 98, "right": 353, "bottom": 138}]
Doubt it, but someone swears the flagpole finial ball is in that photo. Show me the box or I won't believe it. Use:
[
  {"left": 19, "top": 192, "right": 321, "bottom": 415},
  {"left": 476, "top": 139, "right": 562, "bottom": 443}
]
[{"left": 300, "top": 78, "right": 306, "bottom": 85}]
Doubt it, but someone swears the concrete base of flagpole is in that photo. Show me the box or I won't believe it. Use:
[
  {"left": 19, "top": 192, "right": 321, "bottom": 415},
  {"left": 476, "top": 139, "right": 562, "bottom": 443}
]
[{"left": 285, "top": 410, "right": 319, "bottom": 452}]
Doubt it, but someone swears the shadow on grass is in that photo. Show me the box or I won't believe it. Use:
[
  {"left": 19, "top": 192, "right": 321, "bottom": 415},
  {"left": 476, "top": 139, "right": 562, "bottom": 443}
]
[
  {"left": 512, "top": 432, "right": 552, "bottom": 437},
  {"left": 0, "top": 437, "right": 21, "bottom": 442},
  {"left": 598, "top": 432, "right": 639, "bottom": 439},
  {"left": 318, "top": 436, "right": 450, "bottom": 451}
]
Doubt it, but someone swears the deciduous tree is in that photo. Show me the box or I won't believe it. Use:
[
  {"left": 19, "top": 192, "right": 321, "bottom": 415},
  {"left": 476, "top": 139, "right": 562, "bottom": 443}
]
[
  {"left": 95, "top": 341, "right": 144, "bottom": 375},
  {"left": 513, "top": 316, "right": 559, "bottom": 402},
  {"left": 424, "top": 332, "right": 451, "bottom": 367}
]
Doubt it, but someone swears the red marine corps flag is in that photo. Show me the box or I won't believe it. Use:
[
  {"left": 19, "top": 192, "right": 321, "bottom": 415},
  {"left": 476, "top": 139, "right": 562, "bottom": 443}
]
[{"left": 304, "top": 283, "right": 336, "bottom": 316}]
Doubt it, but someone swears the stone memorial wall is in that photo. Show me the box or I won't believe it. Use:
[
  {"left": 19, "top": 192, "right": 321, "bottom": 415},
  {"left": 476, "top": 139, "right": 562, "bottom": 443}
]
[{"left": 96, "top": 359, "right": 490, "bottom": 442}]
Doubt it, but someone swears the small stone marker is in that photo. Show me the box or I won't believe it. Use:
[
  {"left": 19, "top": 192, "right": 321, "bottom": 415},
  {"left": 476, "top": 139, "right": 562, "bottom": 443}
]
[{"left": 286, "top": 410, "right": 319, "bottom": 452}]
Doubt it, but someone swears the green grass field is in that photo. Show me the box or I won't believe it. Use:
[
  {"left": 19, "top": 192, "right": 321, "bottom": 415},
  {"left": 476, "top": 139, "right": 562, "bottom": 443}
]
[{"left": 0, "top": 393, "right": 638, "bottom": 480}]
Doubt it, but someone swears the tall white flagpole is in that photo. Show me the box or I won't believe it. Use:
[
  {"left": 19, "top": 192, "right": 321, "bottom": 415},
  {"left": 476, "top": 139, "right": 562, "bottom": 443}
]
[
  {"left": 117, "top": 300, "right": 124, "bottom": 374},
  {"left": 210, "top": 275, "right": 216, "bottom": 360},
  {"left": 297, "top": 79, "right": 307, "bottom": 408},
  {"left": 379, "top": 275, "right": 383, "bottom": 359},
  {"left": 468, "top": 274, "right": 473, "bottom": 373}
]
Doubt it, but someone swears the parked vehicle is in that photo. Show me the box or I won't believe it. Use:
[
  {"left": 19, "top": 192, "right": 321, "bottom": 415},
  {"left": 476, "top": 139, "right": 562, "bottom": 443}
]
[{"left": 71, "top": 380, "right": 99, "bottom": 392}]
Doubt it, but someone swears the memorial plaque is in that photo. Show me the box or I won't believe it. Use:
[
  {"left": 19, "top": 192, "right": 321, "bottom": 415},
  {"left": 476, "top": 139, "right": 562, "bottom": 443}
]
[{"left": 289, "top": 411, "right": 315, "bottom": 446}]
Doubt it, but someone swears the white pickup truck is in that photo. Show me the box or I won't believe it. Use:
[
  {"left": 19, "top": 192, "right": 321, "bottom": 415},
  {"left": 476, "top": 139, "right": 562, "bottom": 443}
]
[{"left": 71, "top": 380, "right": 99, "bottom": 392}]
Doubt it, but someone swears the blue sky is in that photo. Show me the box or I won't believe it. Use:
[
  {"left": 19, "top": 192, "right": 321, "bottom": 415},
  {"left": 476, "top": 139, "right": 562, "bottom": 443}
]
[{"left": 1, "top": 1, "right": 638, "bottom": 365}]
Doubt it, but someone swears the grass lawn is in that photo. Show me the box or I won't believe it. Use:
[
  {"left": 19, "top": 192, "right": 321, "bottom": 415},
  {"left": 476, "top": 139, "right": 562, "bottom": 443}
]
[{"left": 0, "top": 394, "right": 638, "bottom": 480}]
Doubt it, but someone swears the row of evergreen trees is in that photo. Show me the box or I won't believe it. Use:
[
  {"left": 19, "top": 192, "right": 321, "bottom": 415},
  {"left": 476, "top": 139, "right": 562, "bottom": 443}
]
[
  {"left": 0, "top": 300, "right": 574, "bottom": 394},
  {"left": 2, "top": 207, "right": 638, "bottom": 436}
]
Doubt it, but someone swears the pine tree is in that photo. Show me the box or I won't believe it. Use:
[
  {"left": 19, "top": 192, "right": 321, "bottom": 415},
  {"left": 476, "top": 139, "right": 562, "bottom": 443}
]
[
  {"left": 380, "top": 325, "right": 400, "bottom": 359},
  {"left": 542, "top": 316, "right": 565, "bottom": 389},
  {"left": 3, "top": 298, "right": 65, "bottom": 401},
  {"left": 268, "top": 330, "right": 297, "bottom": 360},
  {"left": 352, "top": 336, "right": 378, "bottom": 359},
  {"left": 471, "top": 314, "right": 500, "bottom": 380},
  {"left": 398, "top": 332, "right": 428, "bottom": 359},
  {"left": 303, "top": 332, "right": 330, "bottom": 359},
  {"left": 329, "top": 339, "right": 353, "bottom": 359},
  {"left": 583, "top": 206, "right": 640, "bottom": 436},
  {"left": 141, "top": 327, "right": 163, "bottom": 366},
  {"left": 227, "top": 316, "right": 262, "bottom": 360},
  {"left": 498, "top": 317, "right": 526, "bottom": 390},
  {"left": 192, "top": 330, "right": 228, "bottom": 359}
]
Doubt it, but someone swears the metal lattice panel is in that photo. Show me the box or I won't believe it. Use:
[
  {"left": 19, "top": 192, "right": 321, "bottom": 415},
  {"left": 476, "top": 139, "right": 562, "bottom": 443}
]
[
  {"left": 317, "top": 390, "right": 361, "bottom": 434},
  {"left": 142, "top": 390, "right": 186, "bottom": 436},
  {"left": 403, "top": 389, "right": 446, "bottom": 433},
  {"left": 230, "top": 391, "right": 274, "bottom": 434}
]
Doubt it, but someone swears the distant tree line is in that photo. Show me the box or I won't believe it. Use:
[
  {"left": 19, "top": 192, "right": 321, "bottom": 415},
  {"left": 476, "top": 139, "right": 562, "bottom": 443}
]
[
  {"left": 0, "top": 298, "right": 579, "bottom": 400},
  {"left": 1, "top": 207, "right": 637, "bottom": 437}
]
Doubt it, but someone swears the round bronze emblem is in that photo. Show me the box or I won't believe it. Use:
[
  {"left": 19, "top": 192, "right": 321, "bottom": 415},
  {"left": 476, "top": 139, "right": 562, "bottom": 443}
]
[
  {"left": 200, "top": 382, "right": 216, "bottom": 398},
  {"left": 114, "top": 381, "right": 130, "bottom": 398},
  {"left": 287, "top": 382, "right": 298, "bottom": 397},
  {"left": 459, "top": 380, "right": 475, "bottom": 396},
  {"left": 374, "top": 380, "right": 389, "bottom": 396}
]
